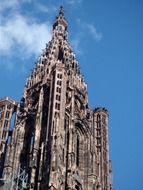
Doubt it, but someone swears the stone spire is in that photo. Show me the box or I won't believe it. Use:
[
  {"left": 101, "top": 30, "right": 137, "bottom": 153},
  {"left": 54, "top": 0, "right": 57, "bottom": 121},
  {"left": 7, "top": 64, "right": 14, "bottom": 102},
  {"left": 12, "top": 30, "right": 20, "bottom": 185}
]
[{"left": 1, "top": 6, "right": 112, "bottom": 190}]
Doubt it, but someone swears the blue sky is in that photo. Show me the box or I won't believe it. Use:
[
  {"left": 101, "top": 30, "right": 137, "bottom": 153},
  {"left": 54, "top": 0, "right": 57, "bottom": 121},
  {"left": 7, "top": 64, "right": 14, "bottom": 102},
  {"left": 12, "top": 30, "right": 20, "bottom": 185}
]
[{"left": 0, "top": 0, "right": 143, "bottom": 189}]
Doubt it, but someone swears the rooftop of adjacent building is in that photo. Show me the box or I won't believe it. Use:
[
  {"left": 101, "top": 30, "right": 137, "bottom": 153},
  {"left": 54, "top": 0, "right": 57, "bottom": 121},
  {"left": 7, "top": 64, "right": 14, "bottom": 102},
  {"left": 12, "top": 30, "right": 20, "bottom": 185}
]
[{"left": 0, "top": 97, "right": 16, "bottom": 106}]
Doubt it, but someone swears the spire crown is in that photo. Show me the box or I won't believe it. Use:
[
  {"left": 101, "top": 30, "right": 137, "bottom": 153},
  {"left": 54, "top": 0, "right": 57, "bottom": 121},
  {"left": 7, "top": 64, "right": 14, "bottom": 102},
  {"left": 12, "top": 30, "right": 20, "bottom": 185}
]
[{"left": 53, "top": 6, "right": 68, "bottom": 31}]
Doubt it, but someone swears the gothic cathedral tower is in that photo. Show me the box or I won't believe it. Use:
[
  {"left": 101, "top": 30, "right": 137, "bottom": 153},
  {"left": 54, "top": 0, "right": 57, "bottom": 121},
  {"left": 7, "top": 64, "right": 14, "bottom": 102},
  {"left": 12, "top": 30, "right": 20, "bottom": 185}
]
[{"left": 1, "top": 7, "right": 112, "bottom": 190}]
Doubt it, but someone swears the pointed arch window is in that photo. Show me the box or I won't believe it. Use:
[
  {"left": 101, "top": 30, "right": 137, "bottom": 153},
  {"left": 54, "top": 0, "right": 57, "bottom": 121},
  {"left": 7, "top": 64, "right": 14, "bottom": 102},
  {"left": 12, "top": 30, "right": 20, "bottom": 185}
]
[
  {"left": 76, "top": 134, "right": 80, "bottom": 167},
  {"left": 58, "top": 46, "right": 64, "bottom": 61}
]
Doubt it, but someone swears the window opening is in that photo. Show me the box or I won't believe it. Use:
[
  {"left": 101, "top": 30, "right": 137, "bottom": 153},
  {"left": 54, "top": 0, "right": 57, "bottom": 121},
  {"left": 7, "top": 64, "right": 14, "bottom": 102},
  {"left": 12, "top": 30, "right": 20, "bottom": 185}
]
[{"left": 76, "top": 134, "right": 80, "bottom": 167}]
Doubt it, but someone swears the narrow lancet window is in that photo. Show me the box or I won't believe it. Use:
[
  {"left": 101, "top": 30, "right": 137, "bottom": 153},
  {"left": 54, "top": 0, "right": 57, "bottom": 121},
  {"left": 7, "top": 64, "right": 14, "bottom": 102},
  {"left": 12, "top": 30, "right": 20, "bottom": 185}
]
[
  {"left": 76, "top": 134, "right": 80, "bottom": 167},
  {"left": 58, "top": 46, "right": 64, "bottom": 62}
]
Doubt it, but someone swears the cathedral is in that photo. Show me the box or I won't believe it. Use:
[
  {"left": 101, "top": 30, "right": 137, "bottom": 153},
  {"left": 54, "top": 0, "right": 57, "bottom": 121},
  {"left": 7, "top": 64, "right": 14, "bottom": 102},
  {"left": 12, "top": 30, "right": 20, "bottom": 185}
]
[{"left": 0, "top": 7, "right": 112, "bottom": 190}]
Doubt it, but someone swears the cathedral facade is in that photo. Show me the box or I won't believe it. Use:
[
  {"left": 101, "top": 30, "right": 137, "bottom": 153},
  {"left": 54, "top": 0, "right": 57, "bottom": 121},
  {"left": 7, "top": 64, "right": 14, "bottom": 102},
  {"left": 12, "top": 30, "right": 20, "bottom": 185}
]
[{"left": 0, "top": 7, "right": 112, "bottom": 190}]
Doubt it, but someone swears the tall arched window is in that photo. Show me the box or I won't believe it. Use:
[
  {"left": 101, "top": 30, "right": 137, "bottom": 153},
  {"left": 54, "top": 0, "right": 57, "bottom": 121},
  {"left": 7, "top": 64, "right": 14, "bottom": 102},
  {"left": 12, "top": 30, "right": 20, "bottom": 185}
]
[
  {"left": 76, "top": 134, "right": 80, "bottom": 167},
  {"left": 58, "top": 46, "right": 64, "bottom": 61}
]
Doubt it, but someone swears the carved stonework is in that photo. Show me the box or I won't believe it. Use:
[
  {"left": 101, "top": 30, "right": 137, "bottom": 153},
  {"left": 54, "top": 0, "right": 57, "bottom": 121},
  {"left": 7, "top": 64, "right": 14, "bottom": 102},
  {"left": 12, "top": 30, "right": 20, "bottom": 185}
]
[{"left": 0, "top": 6, "right": 112, "bottom": 190}]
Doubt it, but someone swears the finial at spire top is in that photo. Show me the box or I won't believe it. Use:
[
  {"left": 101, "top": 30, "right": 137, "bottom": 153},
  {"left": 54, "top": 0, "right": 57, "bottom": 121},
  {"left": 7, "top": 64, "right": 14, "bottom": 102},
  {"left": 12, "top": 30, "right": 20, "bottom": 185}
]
[{"left": 59, "top": 5, "right": 64, "bottom": 16}]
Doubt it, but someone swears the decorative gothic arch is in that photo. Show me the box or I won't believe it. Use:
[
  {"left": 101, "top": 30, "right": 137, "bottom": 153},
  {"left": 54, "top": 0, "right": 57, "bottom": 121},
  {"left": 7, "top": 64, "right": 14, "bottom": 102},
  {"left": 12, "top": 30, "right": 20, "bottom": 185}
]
[{"left": 74, "top": 121, "right": 90, "bottom": 189}]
